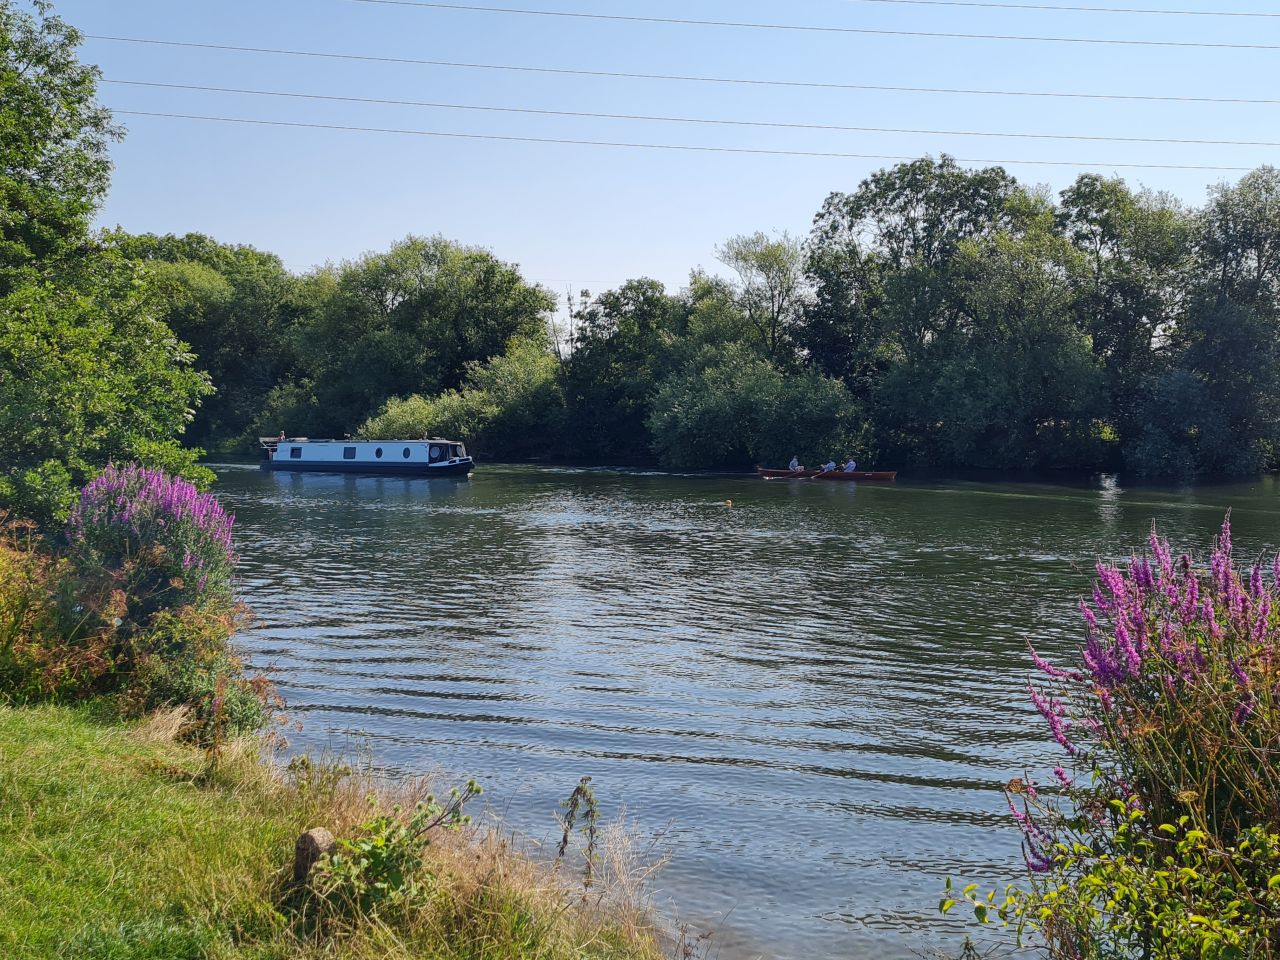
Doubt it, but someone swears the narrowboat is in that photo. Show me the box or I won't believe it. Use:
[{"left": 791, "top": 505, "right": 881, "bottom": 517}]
[
  {"left": 756, "top": 466, "right": 897, "bottom": 481},
  {"left": 260, "top": 437, "right": 474, "bottom": 477}
]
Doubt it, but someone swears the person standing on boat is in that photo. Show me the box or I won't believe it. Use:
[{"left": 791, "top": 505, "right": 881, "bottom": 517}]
[
  {"left": 789, "top": 455, "right": 803, "bottom": 472},
  {"left": 843, "top": 457, "right": 857, "bottom": 472}
]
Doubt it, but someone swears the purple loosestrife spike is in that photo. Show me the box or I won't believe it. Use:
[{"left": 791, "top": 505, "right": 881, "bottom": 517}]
[
  {"left": 1203, "top": 601, "right": 1223, "bottom": 642},
  {"left": 1180, "top": 574, "right": 1200, "bottom": 625},
  {"left": 1029, "top": 686, "right": 1076, "bottom": 755},
  {"left": 1052, "top": 767, "right": 1073, "bottom": 789},
  {"left": 1007, "top": 798, "right": 1050, "bottom": 844},
  {"left": 1131, "top": 557, "right": 1155, "bottom": 595},
  {"left": 1025, "top": 842, "right": 1056, "bottom": 874},
  {"left": 1231, "top": 660, "right": 1251, "bottom": 689},
  {"left": 1080, "top": 601, "right": 1100, "bottom": 633},
  {"left": 1150, "top": 529, "right": 1174, "bottom": 580},
  {"left": 1115, "top": 622, "right": 1142, "bottom": 679},
  {"left": 1029, "top": 645, "right": 1081, "bottom": 681},
  {"left": 1096, "top": 563, "right": 1128, "bottom": 606},
  {"left": 1251, "top": 564, "right": 1265, "bottom": 599}
]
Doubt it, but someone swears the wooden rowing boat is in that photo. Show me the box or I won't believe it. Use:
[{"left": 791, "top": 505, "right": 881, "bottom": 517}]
[{"left": 756, "top": 467, "right": 897, "bottom": 481}]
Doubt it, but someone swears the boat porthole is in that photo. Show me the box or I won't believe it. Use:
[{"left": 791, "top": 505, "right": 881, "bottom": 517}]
[
  {"left": 429, "top": 445, "right": 441, "bottom": 459},
  {"left": 402, "top": 447, "right": 411, "bottom": 459},
  {"left": 375, "top": 447, "right": 383, "bottom": 458}
]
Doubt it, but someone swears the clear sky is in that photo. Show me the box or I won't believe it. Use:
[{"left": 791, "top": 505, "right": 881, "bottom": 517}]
[{"left": 45, "top": 0, "right": 1280, "bottom": 297}]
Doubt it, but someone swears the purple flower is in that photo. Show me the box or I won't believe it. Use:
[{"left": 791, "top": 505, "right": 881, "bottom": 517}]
[
  {"left": 1029, "top": 685, "right": 1076, "bottom": 755},
  {"left": 1029, "top": 645, "right": 1081, "bottom": 682}
]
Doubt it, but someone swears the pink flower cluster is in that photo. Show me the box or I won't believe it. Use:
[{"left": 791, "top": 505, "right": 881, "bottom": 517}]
[
  {"left": 66, "top": 464, "right": 236, "bottom": 599},
  {"left": 1018, "top": 516, "right": 1279, "bottom": 873}
]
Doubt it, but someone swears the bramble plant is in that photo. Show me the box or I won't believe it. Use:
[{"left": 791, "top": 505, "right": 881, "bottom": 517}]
[
  {"left": 311, "top": 780, "right": 482, "bottom": 916},
  {"left": 944, "top": 517, "right": 1280, "bottom": 959},
  {"left": 66, "top": 464, "right": 236, "bottom": 618}
]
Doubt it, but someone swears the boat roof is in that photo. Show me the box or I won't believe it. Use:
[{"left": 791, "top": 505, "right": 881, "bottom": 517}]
[{"left": 258, "top": 436, "right": 463, "bottom": 446}]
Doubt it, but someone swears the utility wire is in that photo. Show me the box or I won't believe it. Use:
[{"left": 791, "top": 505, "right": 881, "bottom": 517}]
[
  {"left": 110, "top": 109, "right": 1256, "bottom": 171},
  {"left": 83, "top": 37, "right": 1280, "bottom": 106},
  {"left": 101, "top": 79, "right": 1280, "bottom": 148},
  {"left": 348, "top": 0, "right": 1280, "bottom": 50},
  {"left": 738, "top": 0, "right": 1280, "bottom": 17}
]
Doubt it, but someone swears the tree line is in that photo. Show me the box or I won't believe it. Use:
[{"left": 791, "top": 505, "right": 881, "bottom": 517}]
[
  {"left": 3, "top": 0, "right": 1279, "bottom": 528},
  {"left": 128, "top": 156, "right": 1280, "bottom": 481}
]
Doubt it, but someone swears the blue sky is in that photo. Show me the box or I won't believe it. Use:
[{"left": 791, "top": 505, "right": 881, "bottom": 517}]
[{"left": 49, "top": 0, "right": 1280, "bottom": 296}]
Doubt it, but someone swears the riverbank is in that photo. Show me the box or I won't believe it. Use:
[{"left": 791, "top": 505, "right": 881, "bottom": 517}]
[{"left": 0, "top": 700, "right": 667, "bottom": 960}]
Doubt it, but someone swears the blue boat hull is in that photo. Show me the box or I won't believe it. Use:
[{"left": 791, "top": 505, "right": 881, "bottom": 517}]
[{"left": 261, "top": 460, "right": 474, "bottom": 478}]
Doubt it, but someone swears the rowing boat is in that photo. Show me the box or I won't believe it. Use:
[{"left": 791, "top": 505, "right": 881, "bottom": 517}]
[{"left": 756, "top": 467, "right": 897, "bottom": 481}]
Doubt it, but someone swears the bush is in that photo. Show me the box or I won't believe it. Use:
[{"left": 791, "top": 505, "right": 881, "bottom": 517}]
[
  {"left": 311, "top": 781, "right": 481, "bottom": 918},
  {"left": 647, "top": 344, "right": 865, "bottom": 469},
  {"left": 0, "top": 468, "right": 270, "bottom": 739},
  {"left": 66, "top": 463, "right": 236, "bottom": 620},
  {"left": 359, "top": 339, "right": 564, "bottom": 458},
  {"left": 948, "top": 517, "right": 1280, "bottom": 958}
]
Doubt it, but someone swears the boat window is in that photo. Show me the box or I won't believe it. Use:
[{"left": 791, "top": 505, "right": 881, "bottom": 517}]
[
  {"left": 375, "top": 447, "right": 383, "bottom": 459},
  {"left": 429, "top": 445, "right": 441, "bottom": 460},
  {"left": 402, "top": 447, "right": 411, "bottom": 459},
  {"left": 343, "top": 446, "right": 356, "bottom": 460},
  {"left": 457, "top": 444, "right": 467, "bottom": 458},
  {"left": 289, "top": 447, "right": 302, "bottom": 459}
]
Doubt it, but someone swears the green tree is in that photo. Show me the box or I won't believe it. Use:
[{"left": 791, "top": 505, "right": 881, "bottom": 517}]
[
  {"left": 647, "top": 343, "right": 863, "bottom": 470},
  {"left": 109, "top": 232, "right": 301, "bottom": 449},
  {"left": 268, "top": 236, "right": 553, "bottom": 437},
  {"left": 0, "top": 0, "right": 118, "bottom": 292},
  {"left": 1057, "top": 175, "right": 1192, "bottom": 456},
  {"left": 716, "top": 231, "right": 808, "bottom": 362},
  {"left": 1130, "top": 167, "right": 1280, "bottom": 476},
  {"left": 877, "top": 231, "right": 1106, "bottom": 470},
  {"left": 0, "top": 257, "right": 213, "bottom": 524},
  {"left": 0, "top": 3, "right": 211, "bottom": 525},
  {"left": 359, "top": 339, "right": 564, "bottom": 457},
  {"left": 562, "top": 278, "right": 686, "bottom": 462}
]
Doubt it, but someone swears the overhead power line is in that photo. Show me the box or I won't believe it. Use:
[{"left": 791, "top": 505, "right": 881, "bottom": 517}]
[
  {"left": 101, "top": 79, "right": 1280, "bottom": 148},
  {"left": 110, "top": 109, "right": 1256, "bottom": 171},
  {"left": 348, "top": 0, "right": 1280, "bottom": 50},
  {"left": 83, "top": 37, "right": 1280, "bottom": 106},
  {"left": 760, "top": 0, "right": 1280, "bottom": 17}
]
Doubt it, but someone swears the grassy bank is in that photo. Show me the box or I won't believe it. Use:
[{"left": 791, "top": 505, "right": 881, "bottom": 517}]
[{"left": 0, "top": 702, "right": 666, "bottom": 960}]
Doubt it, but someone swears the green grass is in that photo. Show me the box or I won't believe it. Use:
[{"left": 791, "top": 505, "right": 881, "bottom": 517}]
[
  {"left": 0, "top": 703, "right": 301, "bottom": 959},
  {"left": 0, "top": 704, "right": 664, "bottom": 960}
]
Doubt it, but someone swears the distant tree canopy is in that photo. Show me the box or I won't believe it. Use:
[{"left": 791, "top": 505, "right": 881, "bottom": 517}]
[{"left": 142, "top": 156, "right": 1276, "bottom": 478}]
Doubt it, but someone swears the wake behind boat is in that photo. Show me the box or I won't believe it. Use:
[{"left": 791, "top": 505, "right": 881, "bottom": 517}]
[
  {"left": 757, "top": 466, "right": 897, "bottom": 481},
  {"left": 260, "top": 437, "right": 475, "bottom": 477}
]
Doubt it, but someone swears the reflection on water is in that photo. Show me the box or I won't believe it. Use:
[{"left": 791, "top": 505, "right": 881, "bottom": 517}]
[{"left": 215, "top": 465, "right": 1280, "bottom": 960}]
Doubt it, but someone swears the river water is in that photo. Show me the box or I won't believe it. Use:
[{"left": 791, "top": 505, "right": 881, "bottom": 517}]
[{"left": 215, "top": 464, "right": 1280, "bottom": 960}]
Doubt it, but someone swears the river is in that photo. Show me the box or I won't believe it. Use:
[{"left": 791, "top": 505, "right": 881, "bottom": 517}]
[{"left": 214, "top": 464, "right": 1280, "bottom": 960}]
